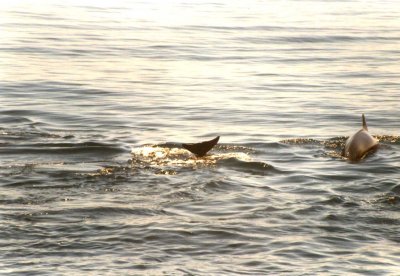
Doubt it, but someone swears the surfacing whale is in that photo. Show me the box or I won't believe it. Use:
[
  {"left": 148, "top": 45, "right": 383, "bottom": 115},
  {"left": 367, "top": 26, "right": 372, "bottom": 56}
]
[
  {"left": 182, "top": 136, "right": 220, "bottom": 157},
  {"left": 342, "top": 114, "right": 379, "bottom": 161}
]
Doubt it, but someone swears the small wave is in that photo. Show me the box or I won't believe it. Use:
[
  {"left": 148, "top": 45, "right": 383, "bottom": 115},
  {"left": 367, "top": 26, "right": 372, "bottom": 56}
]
[
  {"left": 321, "top": 138, "right": 347, "bottom": 159},
  {"left": 0, "top": 161, "right": 116, "bottom": 190},
  {"left": 131, "top": 146, "right": 196, "bottom": 165},
  {"left": 325, "top": 135, "right": 400, "bottom": 147},
  {"left": 9, "top": 206, "right": 166, "bottom": 224},
  {"left": 280, "top": 138, "right": 321, "bottom": 145},
  {"left": 0, "top": 128, "right": 62, "bottom": 140},
  {"left": 165, "top": 190, "right": 199, "bottom": 201},
  {"left": 380, "top": 195, "right": 400, "bottom": 206},
  {"left": 55, "top": 206, "right": 166, "bottom": 217},
  {"left": 323, "top": 137, "right": 347, "bottom": 150},
  {"left": 1, "top": 142, "right": 126, "bottom": 156},
  {"left": 242, "top": 35, "right": 399, "bottom": 45},
  {"left": 279, "top": 135, "right": 398, "bottom": 160},
  {"left": 218, "top": 157, "right": 277, "bottom": 175},
  {"left": 130, "top": 144, "right": 268, "bottom": 175},
  {"left": 217, "top": 144, "right": 256, "bottom": 154},
  {"left": 375, "top": 135, "right": 400, "bottom": 144},
  {"left": 280, "top": 138, "right": 340, "bottom": 159}
]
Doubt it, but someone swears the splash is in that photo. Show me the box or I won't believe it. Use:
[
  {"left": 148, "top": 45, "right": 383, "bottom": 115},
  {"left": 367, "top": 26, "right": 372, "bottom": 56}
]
[
  {"left": 375, "top": 135, "right": 400, "bottom": 144},
  {"left": 130, "top": 145, "right": 253, "bottom": 173},
  {"left": 280, "top": 138, "right": 321, "bottom": 145}
]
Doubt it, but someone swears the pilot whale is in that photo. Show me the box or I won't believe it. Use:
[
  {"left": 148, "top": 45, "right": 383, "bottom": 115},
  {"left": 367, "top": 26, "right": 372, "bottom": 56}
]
[
  {"left": 182, "top": 136, "right": 220, "bottom": 157},
  {"left": 342, "top": 114, "right": 379, "bottom": 161}
]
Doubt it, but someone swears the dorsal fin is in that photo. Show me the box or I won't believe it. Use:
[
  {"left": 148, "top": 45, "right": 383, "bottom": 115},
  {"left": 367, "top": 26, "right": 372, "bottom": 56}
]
[
  {"left": 182, "top": 136, "right": 220, "bottom": 157},
  {"left": 362, "top": 114, "right": 368, "bottom": 131}
]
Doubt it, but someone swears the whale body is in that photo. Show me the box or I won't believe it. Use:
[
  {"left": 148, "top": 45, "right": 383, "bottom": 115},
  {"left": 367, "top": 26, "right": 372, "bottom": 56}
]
[
  {"left": 342, "top": 114, "right": 379, "bottom": 161},
  {"left": 182, "top": 136, "right": 220, "bottom": 157}
]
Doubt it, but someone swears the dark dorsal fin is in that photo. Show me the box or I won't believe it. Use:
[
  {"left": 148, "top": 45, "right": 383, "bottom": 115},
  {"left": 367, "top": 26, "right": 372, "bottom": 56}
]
[
  {"left": 362, "top": 113, "right": 368, "bottom": 131},
  {"left": 182, "top": 136, "right": 220, "bottom": 157}
]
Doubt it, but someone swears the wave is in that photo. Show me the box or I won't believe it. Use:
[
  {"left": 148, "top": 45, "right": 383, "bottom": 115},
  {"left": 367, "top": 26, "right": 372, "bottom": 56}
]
[
  {"left": 0, "top": 142, "right": 126, "bottom": 156},
  {"left": 281, "top": 135, "right": 400, "bottom": 146},
  {"left": 130, "top": 144, "right": 277, "bottom": 176},
  {"left": 280, "top": 135, "right": 399, "bottom": 158},
  {"left": 218, "top": 157, "right": 278, "bottom": 175}
]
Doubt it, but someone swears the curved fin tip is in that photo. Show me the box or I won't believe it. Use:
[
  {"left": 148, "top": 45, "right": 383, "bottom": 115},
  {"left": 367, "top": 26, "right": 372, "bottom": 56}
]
[{"left": 182, "top": 136, "right": 220, "bottom": 157}]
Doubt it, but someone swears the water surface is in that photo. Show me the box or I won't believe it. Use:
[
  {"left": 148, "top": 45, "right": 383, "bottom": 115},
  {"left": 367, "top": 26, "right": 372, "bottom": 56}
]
[{"left": 1, "top": 1, "right": 400, "bottom": 275}]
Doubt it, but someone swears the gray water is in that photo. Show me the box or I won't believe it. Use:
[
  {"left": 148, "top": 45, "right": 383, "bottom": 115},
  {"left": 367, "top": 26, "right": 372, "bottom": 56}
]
[{"left": 1, "top": 1, "right": 400, "bottom": 275}]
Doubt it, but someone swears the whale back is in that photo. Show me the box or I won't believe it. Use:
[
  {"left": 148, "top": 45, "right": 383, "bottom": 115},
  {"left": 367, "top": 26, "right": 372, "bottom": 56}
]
[
  {"left": 343, "top": 114, "right": 378, "bottom": 161},
  {"left": 182, "top": 136, "right": 220, "bottom": 157},
  {"left": 344, "top": 130, "right": 378, "bottom": 161}
]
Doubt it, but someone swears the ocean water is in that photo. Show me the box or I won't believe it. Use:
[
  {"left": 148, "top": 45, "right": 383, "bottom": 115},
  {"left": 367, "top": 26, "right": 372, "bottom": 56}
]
[{"left": 1, "top": 0, "right": 400, "bottom": 275}]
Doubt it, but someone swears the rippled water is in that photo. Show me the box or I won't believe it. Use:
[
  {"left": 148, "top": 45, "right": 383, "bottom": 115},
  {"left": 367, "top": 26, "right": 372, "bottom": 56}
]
[{"left": 1, "top": 1, "right": 400, "bottom": 275}]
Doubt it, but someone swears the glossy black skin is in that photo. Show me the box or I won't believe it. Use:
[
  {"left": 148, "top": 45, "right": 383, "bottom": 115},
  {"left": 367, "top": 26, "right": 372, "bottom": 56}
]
[{"left": 182, "top": 136, "right": 220, "bottom": 157}]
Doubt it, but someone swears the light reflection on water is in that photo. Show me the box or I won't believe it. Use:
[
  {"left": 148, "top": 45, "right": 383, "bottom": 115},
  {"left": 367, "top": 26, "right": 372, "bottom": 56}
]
[{"left": 1, "top": 0, "right": 400, "bottom": 275}]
